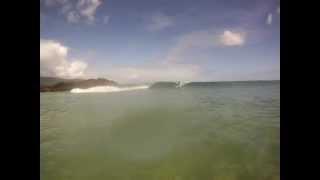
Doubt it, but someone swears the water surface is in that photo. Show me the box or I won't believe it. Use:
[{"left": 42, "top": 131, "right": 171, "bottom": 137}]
[{"left": 40, "top": 81, "right": 280, "bottom": 180}]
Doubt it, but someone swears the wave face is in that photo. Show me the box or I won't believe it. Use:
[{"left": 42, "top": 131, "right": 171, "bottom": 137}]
[
  {"left": 149, "top": 82, "right": 179, "bottom": 89},
  {"left": 176, "top": 81, "right": 190, "bottom": 88},
  {"left": 150, "top": 80, "right": 280, "bottom": 89},
  {"left": 150, "top": 81, "right": 190, "bottom": 89},
  {"left": 70, "top": 85, "right": 149, "bottom": 93}
]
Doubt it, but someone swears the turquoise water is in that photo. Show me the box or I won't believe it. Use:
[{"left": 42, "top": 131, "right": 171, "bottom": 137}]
[{"left": 40, "top": 81, "right": 280, "bottom": 180}]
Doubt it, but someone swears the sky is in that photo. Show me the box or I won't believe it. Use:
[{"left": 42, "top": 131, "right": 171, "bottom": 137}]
[{"left": 40, "top": 0, "right": 280, "bottom": 83}]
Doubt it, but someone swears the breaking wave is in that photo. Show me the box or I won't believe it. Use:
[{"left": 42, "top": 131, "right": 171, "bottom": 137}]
[
  {"left": 70, "top": 85, "right": 149, "bottom": 93},
  {"left": 176, "top": 81, "right": 190, "bottom": 88}
]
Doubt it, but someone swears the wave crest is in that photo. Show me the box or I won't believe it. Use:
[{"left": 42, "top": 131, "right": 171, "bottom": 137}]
[
  {"left": 70, "top": 85, "right": 149, "bottom": 93},
  {"left": 176, "top": 81, "right": 190, "bottom": 88}
]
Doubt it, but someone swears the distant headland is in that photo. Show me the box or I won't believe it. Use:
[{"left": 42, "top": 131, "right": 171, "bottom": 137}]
[{"left": 40, "top": 77, "right": 117, "bottom": 92}]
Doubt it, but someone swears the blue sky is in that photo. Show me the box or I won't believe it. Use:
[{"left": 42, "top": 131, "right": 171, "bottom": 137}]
[{"left": 40, "top": 0, "right": 280, "bottom": 83}]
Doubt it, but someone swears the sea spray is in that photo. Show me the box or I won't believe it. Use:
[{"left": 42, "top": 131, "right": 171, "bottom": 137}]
[
  {"left": 176, "top": 81, "right": 190, "bottom": 88},
  {"left": 70, "top": 85, "right": 149, "bottom": 93}
]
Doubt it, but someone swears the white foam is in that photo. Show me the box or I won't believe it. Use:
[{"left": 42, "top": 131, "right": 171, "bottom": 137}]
[
  {"left": 70, "top": 85, "right": 149, "bottom": 93},
  {"left": 176, "top": 81, "right": 190, "bottom": 88}
]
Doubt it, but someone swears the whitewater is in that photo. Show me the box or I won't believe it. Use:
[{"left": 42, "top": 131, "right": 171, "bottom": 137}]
[{"left": 70, "top": 85, "right": 149, "bottom": 93}]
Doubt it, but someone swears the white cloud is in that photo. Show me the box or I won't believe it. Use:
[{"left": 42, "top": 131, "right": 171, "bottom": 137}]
[
  {"left": 42, "top": 0, "right": 102, "bottom": 24},
  {"left": 42, "top": 0, "right": 68, "bottom": 7},
  {"left": 164, "top": 29, "right": 246, "bottom": 63},
  {"left": 266, "top": 13, "right": 273, "bottom": 25},
  {"left": 95, "top": 29, "right": 247, "bottom": 82},
  {"left": 66, "top": 11, "right": 81, "bottom": 23},
  {"left": 76, "top": 0, "right": 102, "bottom": 23},
  {"left": 219, "top": 30, "right": 246, "bottom": 46},
  {"left": 96, "top": 63, "right": 201, "bottom": 83},
  {"left": 40, "top": 39, "right": 88, "bottom": 78},
  {"left": 39, "top": 28, "right": 248, "bottom": 82},
  {"left": 61, "top": 2, "right": 73, "bottom": 13},
  {"left": 146, "top": 13, "right": 174, "bottom": 31}
]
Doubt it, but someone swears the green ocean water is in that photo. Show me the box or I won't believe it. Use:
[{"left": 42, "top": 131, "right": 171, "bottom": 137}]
[{"left": 40, "top": 81, "right": 280, "bottom": 180}]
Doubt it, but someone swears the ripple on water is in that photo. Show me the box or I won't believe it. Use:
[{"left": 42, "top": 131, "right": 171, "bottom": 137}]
[{"left": 40, "top": 82, "right": 280, "bottom": 180}]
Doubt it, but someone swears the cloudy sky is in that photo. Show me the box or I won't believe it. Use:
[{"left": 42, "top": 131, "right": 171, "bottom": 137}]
[{"left": 40, "top": 0, "right": 280, "bottom": 83}]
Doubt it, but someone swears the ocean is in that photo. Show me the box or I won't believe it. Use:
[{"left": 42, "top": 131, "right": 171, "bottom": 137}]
[{"left": 40, "top": 81, "right": 280, "bottom": 180}]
